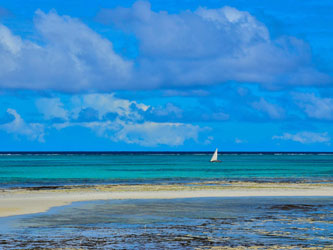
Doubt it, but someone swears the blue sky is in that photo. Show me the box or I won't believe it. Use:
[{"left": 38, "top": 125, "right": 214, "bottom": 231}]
[{"left": 0, "top": 0, "right": 333, "bottom": 151}]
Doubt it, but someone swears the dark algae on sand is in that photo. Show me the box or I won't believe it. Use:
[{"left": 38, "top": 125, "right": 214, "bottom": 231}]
[{"left": 0, "top": 197, "right": 332, "bottom": 249}]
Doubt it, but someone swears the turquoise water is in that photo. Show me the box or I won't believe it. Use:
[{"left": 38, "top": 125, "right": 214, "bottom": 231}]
[
  {"left": 1, "top": 154, "right": 332, "bottom": 249},
  {"left": 0, "top": 153, "right": 332, "bottom": 187}
]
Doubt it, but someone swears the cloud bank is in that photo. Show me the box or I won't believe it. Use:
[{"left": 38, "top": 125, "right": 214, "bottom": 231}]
[
  {"left": 0, "top": 2, "right": 330, "bottom": 92},
  {"left": 0, "top": 94, "right": 206, "bottom": 147},
  {"left": 101, "top": 1, "right": 330, "bottom": 89}
]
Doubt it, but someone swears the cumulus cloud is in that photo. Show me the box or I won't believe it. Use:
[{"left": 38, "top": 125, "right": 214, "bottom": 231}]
[
  {"left": 70, "top": 93, "right": 149, "bottom": 121},
  {"left": 99, "top": 1, "right": 330, "bottom": 89},
  {"left": 294, "top": 93, "right": 333, "bottom": 120},
  {"left": 112, "top": 122, "right": 201, "bottom": 146},
  {"left": 0, "top": 3, "right": 330, "bottom": 92},
  {"left": 252, "top": 98, "right": 285, "bottom": 119},
  {"left": 0, "top": 10, "right": 132, "bottom": 92},
  {"left": 0, "top": 109, "right": 45, "bottom": 142},
  {"left": 41, "top": 93, "right": 207, "bottom": 146},
  {"left": 36, "top": 98, "right": 69, "bottom": 120},
  {"left": 53, "top": 120, "right": 121, "bottom": 138},
  {"left": 53, "top": 119, "right": 202, "bottom": 147},
  {"left": 272, "top": 131, "right": 330, "bottom": 144}
]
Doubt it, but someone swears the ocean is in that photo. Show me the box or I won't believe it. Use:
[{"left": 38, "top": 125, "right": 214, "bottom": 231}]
[
  {"left": 0, "top": 152, "right": 332, "bottom": 249},
  {"left": 0, "top": 152, "right": 332, "bottom": 187}
]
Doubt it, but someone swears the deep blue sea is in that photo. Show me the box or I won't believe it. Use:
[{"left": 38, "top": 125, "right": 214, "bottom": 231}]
[{"left": 0, "top": 152, "right": 332, "bottom": 187}]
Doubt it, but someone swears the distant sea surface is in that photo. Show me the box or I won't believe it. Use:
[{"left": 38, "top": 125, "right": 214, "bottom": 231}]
[{"left": 0, "top": 152, "right": 332, "bottom": 187}]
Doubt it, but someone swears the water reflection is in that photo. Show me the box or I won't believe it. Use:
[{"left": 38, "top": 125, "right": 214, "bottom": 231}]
[{"left": 1, "top": 197, "right": 332, "bottom": 249}]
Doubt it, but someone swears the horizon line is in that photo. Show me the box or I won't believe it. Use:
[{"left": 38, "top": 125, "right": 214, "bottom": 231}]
[{"left": 0, "top": 151, "right": 333, "bottom": 154}]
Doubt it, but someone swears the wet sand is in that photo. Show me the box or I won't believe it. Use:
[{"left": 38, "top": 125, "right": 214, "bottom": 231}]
[
  {"left": 1, "top": 194, "right": 332, "bottom": 249},
  {"left": 1, "top": 181, "right": 332, "bottom": 217}
]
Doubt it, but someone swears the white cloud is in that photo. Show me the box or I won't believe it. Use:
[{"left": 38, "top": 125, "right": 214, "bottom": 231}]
[
  {"left": 53, "top": 120, "right": 202, "bottom": 147},
  {"left": 101, "top": 1, "right": 330, "bottom": 89},
  {"left": 0, "top": 108, "right": 45, "bottom": 142},
  {"left": 272, "top": 131, "right": 330, "bottom": 144},
  {"left": 112, "top": 122, "right": 201, "bottom": 146},
  {"left": 0, "top": 3, "right": 329, "bottom": 93},
  {"left": 252, "top": 98, "right": 285, "bottom": 119},
  {"left": 46, "top": 93, "right": 206, "bottom": 147},
  {"left": 0, "top": 10, "right": 132, "bottom": 92},
  {"left": 71, "top": 93, "right": 149, "bottom": 121},
  {"left": 36, "top": 98, "right": 68, "bottom": 120},
  {"left": 294, "top": 93, "right": 333, "bottom": 120},
  {"left": 0, "top": 24, "right": 22, "bottom": 54},
  {"left": 53, "top": 120, "right": 121, "bottom": 137}
]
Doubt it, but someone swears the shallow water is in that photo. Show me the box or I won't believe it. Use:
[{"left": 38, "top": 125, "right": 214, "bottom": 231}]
[
  {"left": 0, "top": 153, "right": 332, "bottom": 187},
  {"left": 1, "top": 197, "right": 332, "bottom": 249}
]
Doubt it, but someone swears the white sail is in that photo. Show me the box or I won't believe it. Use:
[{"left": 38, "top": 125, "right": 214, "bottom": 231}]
[{"left": 210, "top": 148, "right": 218, "bottom": 162}]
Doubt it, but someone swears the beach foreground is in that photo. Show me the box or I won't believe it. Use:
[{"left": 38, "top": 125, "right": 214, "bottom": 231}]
[
  {"left": 1, "top": 195, "right": 332, "bottom": 249},
  {"left": 1, "top": 181, "right": 332, "bottom": 217}
]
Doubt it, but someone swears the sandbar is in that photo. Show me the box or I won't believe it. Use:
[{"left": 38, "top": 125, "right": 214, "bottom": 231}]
[{"left": 0, "top": 181, "right": 332, "bottom": 217}]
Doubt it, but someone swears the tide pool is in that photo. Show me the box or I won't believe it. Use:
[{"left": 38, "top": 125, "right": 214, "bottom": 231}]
[{"left": 1, "top": 197, "right": 332, "bottom": 249}]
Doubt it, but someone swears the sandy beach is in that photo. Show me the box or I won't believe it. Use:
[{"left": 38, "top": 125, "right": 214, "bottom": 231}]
[{"left": 1, "top": 182, "right": 332, "bottom": 217}]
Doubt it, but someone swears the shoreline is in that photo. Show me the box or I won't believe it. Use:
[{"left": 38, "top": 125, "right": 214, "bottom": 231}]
[{"left": 1, "top": 182, "right": 332, "bottom": 218}]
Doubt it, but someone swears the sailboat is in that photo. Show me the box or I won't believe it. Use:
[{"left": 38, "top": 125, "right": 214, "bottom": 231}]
[{"left": 210, "top": 148, "right": 221, "bottom": 162}]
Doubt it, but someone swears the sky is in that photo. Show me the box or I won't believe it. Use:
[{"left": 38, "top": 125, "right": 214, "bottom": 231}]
[{"left": 0, "top": 0, "right": 333, "bottom": 151}]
